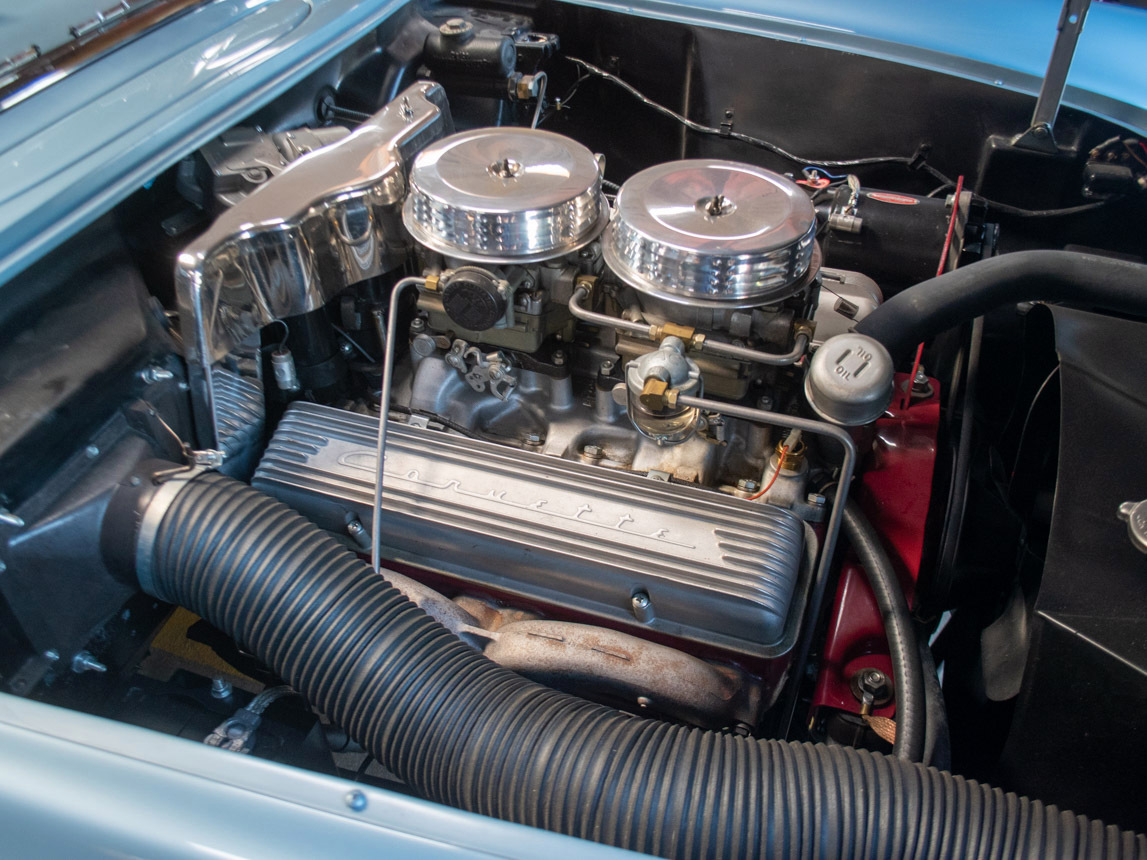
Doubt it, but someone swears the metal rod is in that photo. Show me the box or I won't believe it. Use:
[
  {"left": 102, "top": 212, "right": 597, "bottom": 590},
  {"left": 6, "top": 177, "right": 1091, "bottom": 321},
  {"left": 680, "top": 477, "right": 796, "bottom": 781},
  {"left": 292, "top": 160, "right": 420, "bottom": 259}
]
[
  {"left": 1032, "top": 0, "right": 1091, "bottom": 132},
  {"left": 568, "top": 286, "right": 654, "bottom": 339},
  {"left": 371, "top": 276, "right": 427, "bottom": 573},
  {"left": 676, "top": 394, "right": 856, "bottom": 738},
  {"left": 1014, "top": 0, "right": 1092, "bottom": 152},
  {"left": 530, "top": 72, "right": 547, "bottom": 130},
  {"left": 569, "top": 286, "right": 809, "bottom": 366},
  {"left": 701, "top": 332, "right": 809, "bottom": 366}
]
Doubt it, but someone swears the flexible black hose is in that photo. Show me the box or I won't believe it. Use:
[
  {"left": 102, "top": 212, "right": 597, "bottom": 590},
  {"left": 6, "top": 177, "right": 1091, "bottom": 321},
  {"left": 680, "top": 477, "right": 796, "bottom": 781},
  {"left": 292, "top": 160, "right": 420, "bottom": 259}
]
[
  {"left": 920, "top": 634, "right": 952, "bottom": 772},
  {"left": 129, "top": 473, "right": 1145, "bottom": 859},
  {"left": 854, "top": 250, "right": 1147, "bottom": 359},
  {"left": 839, "top": 499, "right": 926, "bottom": 762}
]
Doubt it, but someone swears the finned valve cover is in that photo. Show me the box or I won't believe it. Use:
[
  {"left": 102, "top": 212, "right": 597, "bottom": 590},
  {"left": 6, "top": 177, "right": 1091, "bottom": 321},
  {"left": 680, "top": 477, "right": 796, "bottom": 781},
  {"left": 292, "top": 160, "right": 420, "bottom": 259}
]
[
  {"left": 402, "top": 127, "right": 608, "bottom": 263},
  {"left": 253, "top": 403, "right": 808, "bottom": 660},
  {"left": 604, "top": 159, "right": 817, "bottom": 308}
]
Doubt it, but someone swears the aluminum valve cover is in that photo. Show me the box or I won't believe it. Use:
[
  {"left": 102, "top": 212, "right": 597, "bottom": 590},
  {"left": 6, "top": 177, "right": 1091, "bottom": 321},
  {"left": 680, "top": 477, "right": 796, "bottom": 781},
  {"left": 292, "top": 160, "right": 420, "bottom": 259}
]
[
  {"left": 402, "top": 127, "right": 608, "bottom": 263},
  {"left": 253, "top": 403, "right": 808, "bottom": 659},
  {"left": 604, "top": 159, "right": 816, "bottom": 308}
]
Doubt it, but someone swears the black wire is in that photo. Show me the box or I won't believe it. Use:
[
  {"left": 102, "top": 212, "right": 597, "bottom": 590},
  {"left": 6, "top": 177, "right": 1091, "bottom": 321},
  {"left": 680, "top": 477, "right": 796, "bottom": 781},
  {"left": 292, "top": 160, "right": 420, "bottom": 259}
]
[
  {"left": 566, "top": 56, "right": 936, "bottom": 170},
  {"left": 558, "top": 72, "right": 593, "bottom": 106},
  {"left": 536, "top": 71, "right": 593, "bottom": 127},
  {"left": 332, "top": 323, "right": 377, "bottom": 363},
  {"left": 329, "top": 104, "right": 371, "bottom": 122},
  {"left": 565, "top": 56, "right": 1121, "bottom": 219},
  {"left": 383, "top": 403, "right": 488, "bottom": 440},
  {"left": 934, "top": 317, "right": 982, "bottom": 610},
  {"left": 977, "top": 198, "right": 1109, "bottom": 218},
  {"left": 1009, "top": 365, "right": 1060, "bottom": 492},
  {"left": 271, "top": 319, "right": 289, "bottom": 349}
]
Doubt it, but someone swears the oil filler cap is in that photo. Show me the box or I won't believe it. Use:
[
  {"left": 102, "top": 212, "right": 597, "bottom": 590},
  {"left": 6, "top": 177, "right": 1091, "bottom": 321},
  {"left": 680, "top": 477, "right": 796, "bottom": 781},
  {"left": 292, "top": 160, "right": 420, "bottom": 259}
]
[{"left": 803, "top": 333, "right": 894, "bottom": 426}]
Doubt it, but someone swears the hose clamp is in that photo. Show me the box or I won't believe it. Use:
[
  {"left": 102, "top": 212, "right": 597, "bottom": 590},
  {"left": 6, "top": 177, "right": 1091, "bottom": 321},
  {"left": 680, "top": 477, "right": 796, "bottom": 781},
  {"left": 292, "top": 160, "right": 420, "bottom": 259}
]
[{"left": 135, "top": 468, "right": 206, "bottom": 601}]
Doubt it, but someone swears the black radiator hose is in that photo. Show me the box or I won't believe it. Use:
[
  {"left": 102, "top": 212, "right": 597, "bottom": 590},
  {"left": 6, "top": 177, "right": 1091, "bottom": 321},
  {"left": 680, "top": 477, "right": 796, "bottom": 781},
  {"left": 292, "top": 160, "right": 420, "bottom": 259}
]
[
  {"left": 840, "top": 498, "right": 926, "bottom": 763},
  {"left": 854, "top": 250, "right": 1147, "bottom": 359},
  {"left": 124, "top": 472, "right": 1146, "bottom": 859}
]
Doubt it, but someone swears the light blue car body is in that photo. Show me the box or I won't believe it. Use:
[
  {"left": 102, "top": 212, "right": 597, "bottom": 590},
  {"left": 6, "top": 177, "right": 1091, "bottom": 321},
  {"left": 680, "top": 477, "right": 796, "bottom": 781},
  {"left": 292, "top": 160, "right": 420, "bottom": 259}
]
[{"left": 1, "top": 0, "right": 1145, "bottom": 292}]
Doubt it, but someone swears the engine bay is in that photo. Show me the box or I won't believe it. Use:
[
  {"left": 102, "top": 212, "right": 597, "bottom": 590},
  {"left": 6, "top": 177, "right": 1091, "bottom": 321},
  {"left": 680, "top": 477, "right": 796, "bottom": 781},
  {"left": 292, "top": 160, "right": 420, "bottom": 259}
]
[{"left": 2, "top": 0, "right": 1147, "bottom": 853}]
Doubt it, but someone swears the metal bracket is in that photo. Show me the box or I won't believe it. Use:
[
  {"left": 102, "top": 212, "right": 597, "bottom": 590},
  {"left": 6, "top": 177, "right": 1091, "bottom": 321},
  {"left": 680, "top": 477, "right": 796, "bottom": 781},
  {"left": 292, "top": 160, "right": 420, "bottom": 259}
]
[
  {"left": 203, "top": 686, "right": 297, "bottom": 754},
  {"left": 204, "top": 707, "right": 262, "bottom": 754},
  {"left": 719, "top": 108, "right": 735, "bottom": 138},
  {"left": 1013, "top": 0, "right": 1092, "bottom": 153},
  {"left": 139, "top": 402, "right": 226, "bottom": 477},
  {"left": 446, "top": 340, "right": 518, "bottom": 401}
]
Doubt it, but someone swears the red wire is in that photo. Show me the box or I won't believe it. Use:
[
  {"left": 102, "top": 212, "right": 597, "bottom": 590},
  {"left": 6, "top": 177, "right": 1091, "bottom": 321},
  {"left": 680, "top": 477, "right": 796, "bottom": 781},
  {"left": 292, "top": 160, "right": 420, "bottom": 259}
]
[
  {"left": 748, "top": 445, "right": 788, "bottom": 501},
  {"left": 903, "top": 174, "right": 965, "bottom": 408},
  {"left": 936, "top": 175, "right": 965, "bottom": 278}
]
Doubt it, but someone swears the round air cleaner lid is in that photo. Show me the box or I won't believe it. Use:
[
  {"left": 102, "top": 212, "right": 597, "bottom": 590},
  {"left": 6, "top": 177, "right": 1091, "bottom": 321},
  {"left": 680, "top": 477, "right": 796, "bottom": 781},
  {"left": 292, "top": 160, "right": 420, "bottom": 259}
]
[
  {"left": 403, "top": 127, "right": 608, "bottom": 263},
  {"left": 603, "top": 159, "right": 817, "bottom": 308}
]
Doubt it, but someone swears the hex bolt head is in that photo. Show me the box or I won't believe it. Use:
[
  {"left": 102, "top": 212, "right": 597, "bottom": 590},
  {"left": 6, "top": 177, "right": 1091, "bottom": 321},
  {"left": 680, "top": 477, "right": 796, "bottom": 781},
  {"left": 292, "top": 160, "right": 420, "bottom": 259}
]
[
  {"left": 344, "top": 789, "right": 368, "bottom": 811},
  {"left": 582, "top": 444, "right": 603, "bottom": 459},
  {"left": 631, "top": 592, "right": 654, "bottom": 623},
  {"left": 71, "top": 651, "right": 107, "bottom": 674},
  {"left": 409, "top": 318, "right": 426, "bottom": 334},
  {"left": 210, "top": 677, "right": 233, "bottom": 700},
  {"left": 851, "top": 667, "right": 893, "bottom": 711},
  {"left": 552, "top": 350, "right": 567, "bottom": 367},
  {"left": 346, "top": 520, "right": 371, "bottom": 551},
  {"left": 861, "top": 669, "right": 887, "bottom": 690},
  {"left": 911, "top": 364, "right": 932, "bottom": 395},
  {"left": 600, "top": 359, "right": 615, "bottom": 375},
  {"left": 736, "top": 478, "right": 759, "bottom": 492},
  {"left": 140, "top": 366, "right": 175, "bottom": 385}
]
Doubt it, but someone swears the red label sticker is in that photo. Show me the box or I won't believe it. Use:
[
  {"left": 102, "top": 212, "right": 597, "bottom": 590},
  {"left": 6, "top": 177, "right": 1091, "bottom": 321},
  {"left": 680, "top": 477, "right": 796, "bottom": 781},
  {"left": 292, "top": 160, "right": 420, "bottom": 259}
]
[{"left": 866, "top": 192, "right": 919, "bottom": 205}]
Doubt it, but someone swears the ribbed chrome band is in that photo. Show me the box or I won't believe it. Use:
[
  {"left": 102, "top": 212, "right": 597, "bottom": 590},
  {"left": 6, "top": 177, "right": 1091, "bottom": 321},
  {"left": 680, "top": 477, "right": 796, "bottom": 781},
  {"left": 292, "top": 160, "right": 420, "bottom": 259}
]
[
  {"left": 403, "top": 128, "right": 608, "bottom": 263},
  {"left": 604, "top": 159, "right": 817, "bottom": 308}
]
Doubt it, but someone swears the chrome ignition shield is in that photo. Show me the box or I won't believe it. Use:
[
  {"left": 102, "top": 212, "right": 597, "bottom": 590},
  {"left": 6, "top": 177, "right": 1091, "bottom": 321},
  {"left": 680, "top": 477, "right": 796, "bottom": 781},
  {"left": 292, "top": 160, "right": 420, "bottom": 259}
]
[{"left": 175, "top": 81, "right": 452, "bottom": 448}]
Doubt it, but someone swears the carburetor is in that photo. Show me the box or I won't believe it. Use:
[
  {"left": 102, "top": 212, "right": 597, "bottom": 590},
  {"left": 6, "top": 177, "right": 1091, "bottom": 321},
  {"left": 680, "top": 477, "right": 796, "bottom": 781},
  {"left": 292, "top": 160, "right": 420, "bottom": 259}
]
[
  {"left": 394, "top": 125, "right": 891, "bottom": 504},
  {"left": 402, "top": 126, "right": 607, "bottom": 355}
]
